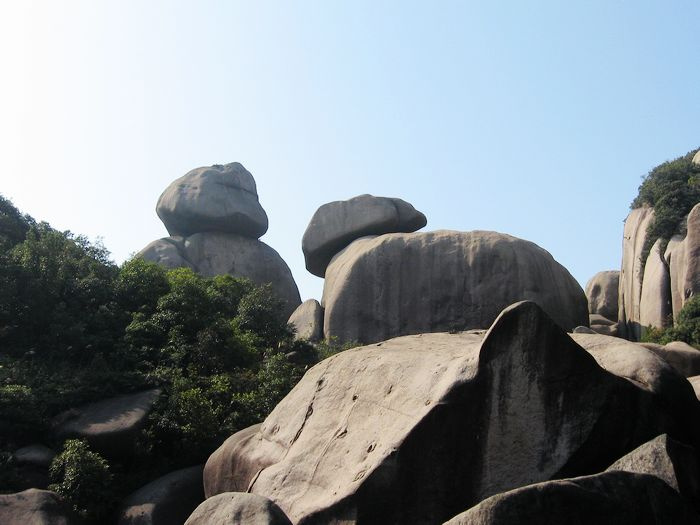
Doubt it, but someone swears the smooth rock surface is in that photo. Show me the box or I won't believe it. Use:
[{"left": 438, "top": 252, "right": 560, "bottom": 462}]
[
  {"left": 643, "top": 341, "right": 700, "bottom": 378},
  {"left": 55, "top": 389, "right": 161, "bottom": 459},
  {"left": 605, "top": 434, "right": 700, "bottom": 507},
  {"left": 322, "top": 230, "right": 589, "bottom": 344},
  {"left": 619, "top": 207, "right": 655, "bottom": 340},
  {"left": 0, "top": 489, "right": 80, "bottom": 525},
  {"left": 157, "top": 163, "right": 268, "bottom": 239},
  {"left": 302, "top": 194, "right": 427, "bottom": 277},
  {"left": 205, "top": 302, "right": 693, "bottom": 525},
  {"left": 136, "top": 238, "right": 194, "bottom": 270},
  {"left": 693, "top": 150, "right": 700, "bottom": 166},
  {"left": 185, "top": 492, "right": 292, "bottom": 525},
  {"left": 639, "top": 238, "right": 672, "bottom": 330},
  {"left": 117, "top": 465, "right": 204, "bottom": 525},
  {"left": 668, "top": 203, "right": 700, "bottom": 320},
  {"left": 288, "top": 299, "right": 323, "bottom": 342},
  {"left": 585, "top": 270, "right": 619, "bottom": 321},
  {"left": 442, "top": 471, "right": 699, "bottom": 525}
]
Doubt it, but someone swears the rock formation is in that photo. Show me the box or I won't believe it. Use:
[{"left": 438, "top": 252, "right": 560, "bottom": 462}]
[
  {"left": 137, "top": 162, "right": 301, "bottom": 320},
  {"left": 302, "top": 194, "right": 427, "bottom": 277},
  {"left": 288, "top": 299, "right": 324, "bottom": 342},
  {"left": 0, "top": 489, "right": 81, "bottom": 525},
  {"left": 185, "top": 492, "right": 292, "bottom": 525},
  {"left": 321, "top": 230, "right": 588, "bottom": 344},
  {"left": 585, "top": 270, "right": 619, "bottom": 322},
  {"left": 203, "top": 302, "right": 698, "bottom": 524}
]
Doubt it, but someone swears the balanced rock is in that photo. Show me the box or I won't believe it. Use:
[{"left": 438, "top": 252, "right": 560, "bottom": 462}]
[
  {"left": 117, "top": 465, "right": 204, "bottom": 525},
  {"left": 0, "top": 489, "right": 80, "bottom": 525},
  {"left": 205, "top": 302, "right": 695, "bottom": 524},
  {"left": 157, "top": 163, "right": 268, "bottom": 239},
  {"left": 302, "top": 194, "right": 427, "bottom": 277},
  {"left": 618, "top": 206, "right": 655, "bottom": 340},
  {"left": 54, "top": 389, "right": 160, "bottom": 459},
  {"left": 185, "top": 492, "right": 292, "bottom": 525},
  {"left": 288, "top": 299, "right": 323, "bottom": 342},
  {"left": 138, "top": 233, "right": 301, "bottom": 320},
  {"left": 606, "top": 434, "right": 700, "bottom": 507},
  {"left": 322, "top": 230, "right": 588, "bottom": 344},
  {"left": 442, "top": 471, "right": 699, "bottom": 525},
  {"left": 585, "top": 270, "right": 619, "bottom": 321}
]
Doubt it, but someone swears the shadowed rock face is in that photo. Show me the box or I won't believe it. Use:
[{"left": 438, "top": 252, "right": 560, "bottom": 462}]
[
  {"left": 442, "top": 471, "right": 699, "bottom": 525},
  {"left": 302, "top": 194, "right": 427, "bottom": 277},
  {"left": 0, "top": 489, "right": 80, "bottom": 525},
  {"left": 185, "top": 492, "right": 292, "bottom": 525},
  {"left": 157, "top": 163, "right": 268, "bottom": 239},
  {"left": 204, "top": 302, "right": 696, "bottom": 525},
  {"left": 322, "top": 230, "right": 589, "bottom": 344}
]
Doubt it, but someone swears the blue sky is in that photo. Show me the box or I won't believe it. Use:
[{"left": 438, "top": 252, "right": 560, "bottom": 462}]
[{"left": 1, "top": 1, "right": 699, "bottom": 301}]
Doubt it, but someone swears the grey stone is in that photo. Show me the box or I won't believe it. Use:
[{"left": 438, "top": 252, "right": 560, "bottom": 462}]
[
  {"left": 589, "top": 313, "right": 616, "bottom": 326},
  {"left": 442, "top": 471, "right": 699, "bottom": 525},
  {"left": 157, "top": 163, "right": 268, "bottom": 239},
  {"left": 12, "top": 445, "right": 55, "bottom": 468},
  {"left": 588, "top": 314, "right": 619, "bottom": 337},
  {"left": 606, "top": 434, "right": 700, "bottom": 506},
  {"left": 693, "top": 150, "right": 700, "bottom": 166},
  {"left": 302, "top": 194, "right": 427, "bottom": 277},
  {"left": 204, "top": 302, "right": 696, "bottom": 524},
  {"left": 0, "top": 489, "right": 80, "bottom": 525},
  {"left": 573, "top": 326, "right": 597, "bottom": 334},
  {"left": 322, "top": 230, "right": 589, "bottom": 344},
  {"left": 136, "top": 237, "right": 194, "bottom": 270},
  {"left": 54, "top": 389, "right": 161, "bottom": 459},
  {"left": 619, "top": 207, "right": 655, "bottom": 340},
  {"left": 668, "top": 203, "right": 700, "bottom": 320},
  {"left": 117, "top": 465, "right": 204, "bottom": 525},
  {"left": 640, "top": 238, "right": 673, "bottom": 330},
  {"left": 288, "top": 299, "right": 323, "bottom": 342},
  {"left": 643, "top": 341, "right": 700, "bottom": 378},
  {"left": 585, "top": 270, "right": 619, "bottom": 321},
  {"left": 184, "top": 492, "right": 291, "bottom": 525},
  {"left": 689, "top": 375, "right": 700, "bottom": 400}
]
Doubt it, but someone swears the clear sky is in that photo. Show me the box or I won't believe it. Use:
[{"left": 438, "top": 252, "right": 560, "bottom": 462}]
[{"left": 1, "top": 1, "right": 699, "bottom": 302}]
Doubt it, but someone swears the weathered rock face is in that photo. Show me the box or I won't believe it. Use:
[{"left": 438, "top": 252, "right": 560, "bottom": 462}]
[
  {"left": 204, "top": 302, "right": 695, "bottom": 525},
  {"left": 588, "top": 313, "right": 618, "bottom": 337},
  {"left": 0, "top": 489, "right": 80, "bottom": 525},
  {"left": 618, "top": 207, "right": 655, "bottom": 340},
  {"left": 54, "top": 389, "right": 161, "bottom": 459},
  {"left": 157, "top": 163, "right": 268, "bottom": 239},
  {"left": 693, "top": 150, "right": 700, "bottom": 166},
  {"left": 442, "top": 471, "right": 699, "bottom": 525},
  {"left": 288, "top": 299, "right": 323, "bottom": 342},
  {"left": 605, "top": 434, "right": 700, "bottom": 508},
  {"left": 585, "top": 270, "right": 619, "bottom": 321},
  {"left": 117, "top": 465, "right": 204, "bottom": 525},
  {"left": 322, "top": 230, "right": 588, "bottom": 344},
  {"left": 138, "top": 233, "right": 301, "bottom": 320},
  {"left": 641, "top": 341, "right": 700, "bottom": 378},
  {"left": 185, "top": 492, "right": 292, "bottom": 525},
  {"left": 639, "top": 238, "right": 672, "bottom": 329},
  {"left": 668, "top": 203, "right": 700, "bottom": 320},
  {"left": 302, "top": 194, "right": 427, "bottom": 277}
]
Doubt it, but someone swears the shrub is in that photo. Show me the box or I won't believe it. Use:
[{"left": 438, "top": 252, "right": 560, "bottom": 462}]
[{"left": 641, "top": 295, "right": 700, "bottom": 348}]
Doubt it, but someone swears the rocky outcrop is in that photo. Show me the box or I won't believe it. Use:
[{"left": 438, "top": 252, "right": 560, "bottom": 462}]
[
  {"left": 639, "top": 238, "right": 672, "bottom": 328},
  {"left": 54, "top": 389, "right": 161, "bottom": 459},
  {"left": 0, "top": 489, "right": 81, "bottom": 525},
  {"left": 640, "top": 341, "right": 700, "bottom": 378},
  {"left": 185, "top": 492, "right": 292, "bottom": 525},
  {"left": 668, "top": 203, "right": 700, "bottom": 320},
  {"left": 442, "top": 472, "right": 699, "bottom": 524},
  {"left": 204, "top": 302, "right": 697, "bottom": 524},
  {"left": 585, "top": 271, "right": 619, "bottom": 321},
  {"left": 288, "top": 299, "right": 323, "bottom": 342},
  {"left": 157, "top": 163, "right": 268, "bottom": 239},
  {"left": 605, "top": 434, "right": 700, "bottom": 507},
  {"left": 117, "top": 465, "right": 204, "bottom": 525},
  {"left": 302, "top": 194, "right": 427, "bottom": 277},
  {"left": 137, "top": 163, "right": 301, "bottom": 319},
  {"left": 321, "top": 230, "right": 588, "bottom": 344},
  {"left": 618, "top": 207, "right": 655, "bottom": 340}
]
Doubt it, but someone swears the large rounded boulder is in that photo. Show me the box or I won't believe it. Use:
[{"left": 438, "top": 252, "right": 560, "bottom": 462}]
[
  {"left": 322, "top": 230, "right": 588, "bottom": 344},
  {"left": 302, "top": 194, "right": 427, "bottom": 277},
  {"left": 585, "top": 270, "right": 619, "bottom": 322},
  {"left": 157, "top": 162, "right": 268, "bottom": 239}
]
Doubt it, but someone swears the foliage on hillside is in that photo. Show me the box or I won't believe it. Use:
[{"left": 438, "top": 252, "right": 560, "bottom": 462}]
[
  {"left": 0, "top": 195, "right": 327, "bottom": 521},
  {"left": 631, "top": 148, "right": 700, "bottom": 266},
  {"left": 642, "top": 295, "right": 700, "bottom": 348}
]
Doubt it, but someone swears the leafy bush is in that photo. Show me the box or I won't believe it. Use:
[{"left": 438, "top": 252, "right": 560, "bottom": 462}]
[
  {"left": 641, "top": 295, "right": 700, "bottom": 348},
  {"left": 49, "top": 439, "right": 113, "bottom": 521}
]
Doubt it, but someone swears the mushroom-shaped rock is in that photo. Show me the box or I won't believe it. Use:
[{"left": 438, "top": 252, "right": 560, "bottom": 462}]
[
  {"left": 302, "top": 194, "right": 427, "bottom": 277},
  {"left": 185, "top": 492, "right": 292, "bottom": 525},
  {"left": 585, "top": 270, "right": 619, "bottom": 321},
  {"left": 117, "top": 465, "right": 204, "bottom": 525},
  {"left": 54, "top": 389, "right": 161, "bottom": 459},
  {"left": 288, "top": 299, "right": 324, "bottom": 342},
  {"left": 605, "top": 434, "right": 700, "bottom": 508},
  {"left": 442, "top": 472, "right": 699, "bottom": 525},
  {"left": 157, "top": 163, "right": 268, "bottom": 239},
  {"left": 322, "top": 230, "right": 589, "bottom": 344},
  {"left": 0, "top": 489, "right": 81, "bottom": 525},
  {"left": 204, "top": 302, "right": 697, "bottom": 524}
]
